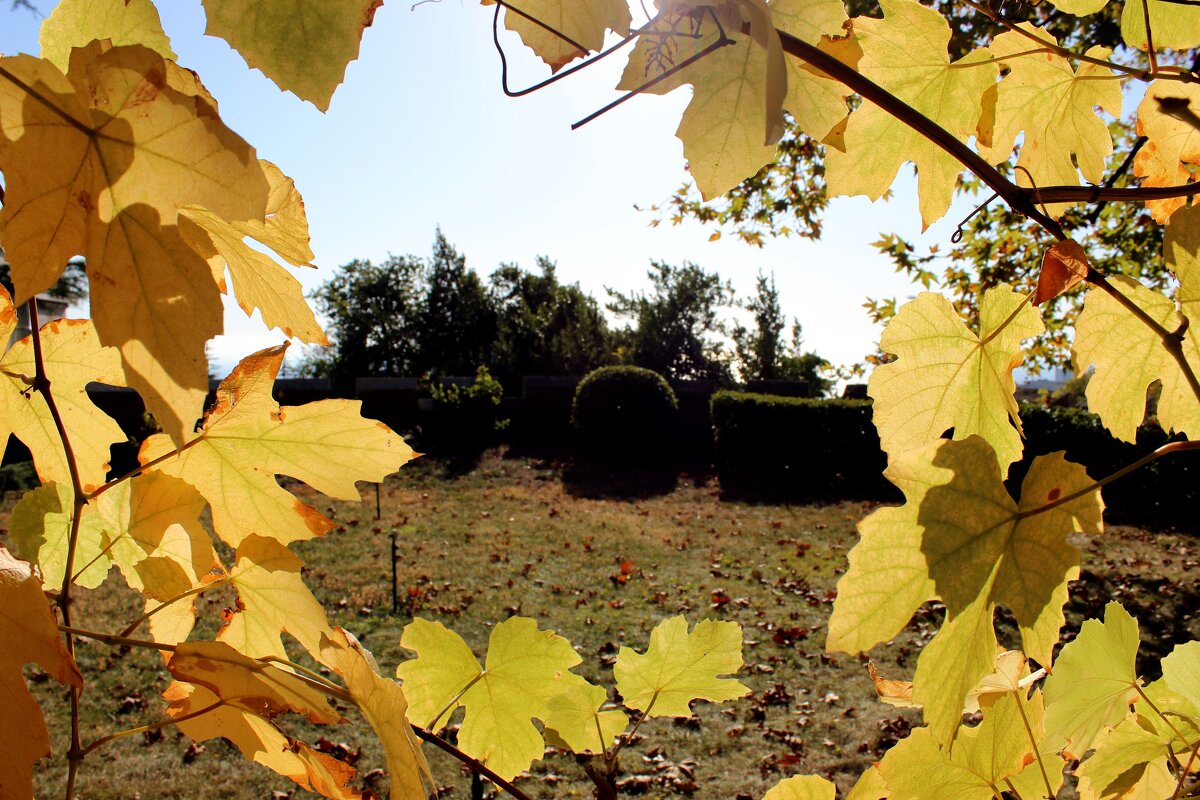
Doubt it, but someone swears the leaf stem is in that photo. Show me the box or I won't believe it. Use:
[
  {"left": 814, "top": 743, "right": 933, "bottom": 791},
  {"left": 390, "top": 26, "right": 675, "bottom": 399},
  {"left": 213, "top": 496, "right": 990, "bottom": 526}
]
[
  {"left": 58, "top": 624, "right": 178, "bottom": 652},
  {"left": 1013, "top": 696, "right": 1054, "bottom": 800},
  {"left": 80, "top": 700, "right": 225, "bottom": 757},
  {"left": 1135, "top": 682, "right": 1192, "bottom": 752},
  {"left": 410, "top": 724, "right": 533, "bottom": 800},
  {"left": 427, "top": 671, "right": 486, "bottom": 732},
  {"left": 87, "top": 436, "right": 203, "bottom": 501},
  {"left": 1015, "top": 440, "right": 1200, "bottom": 520},
  {"left": 118, "top": 577, "right": 229, "bottom": 639},
  {"left": 1169, "top": 736, "right": 1200, "bottom": 800},
  {"left": 258, "top": 655, "right": 348, "bottom": 695},
  {"left": 606, "top": 694, "right": 656, "bottom": 771}
]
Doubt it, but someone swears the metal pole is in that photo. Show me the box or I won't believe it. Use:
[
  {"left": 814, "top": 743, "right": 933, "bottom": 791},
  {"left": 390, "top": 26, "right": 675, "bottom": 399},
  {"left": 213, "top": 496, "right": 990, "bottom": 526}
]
[
  {"left": 390, "top": 529, "right": 399, "bottom": 615},
  {"left": 375, "top": 482, "right": 381, "bottom": 520}
]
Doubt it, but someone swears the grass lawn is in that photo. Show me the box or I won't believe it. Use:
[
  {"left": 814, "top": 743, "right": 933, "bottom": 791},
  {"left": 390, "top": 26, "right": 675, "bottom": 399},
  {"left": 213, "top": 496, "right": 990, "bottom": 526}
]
[{"left": 13, "top": 451, "right": 1200, "bottom": 799}]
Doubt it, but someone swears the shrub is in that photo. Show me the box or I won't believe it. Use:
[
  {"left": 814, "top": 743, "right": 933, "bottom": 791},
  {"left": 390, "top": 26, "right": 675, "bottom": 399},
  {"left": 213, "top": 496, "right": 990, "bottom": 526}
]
[
  {"left": 572, "top": 366, "right": 678, "bottom": 464},
  {"left": 428, "top": 365, "right": 509, "bottom": 450},
  {"left": 711, "top": 391, "right": 896, "bottom": 501}
]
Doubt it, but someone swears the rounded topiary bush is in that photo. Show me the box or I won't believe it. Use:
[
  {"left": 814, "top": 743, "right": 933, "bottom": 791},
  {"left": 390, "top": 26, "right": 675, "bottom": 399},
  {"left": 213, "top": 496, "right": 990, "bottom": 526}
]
[{"left": 572, "top": 366, "right": 678, "bottom": 464}]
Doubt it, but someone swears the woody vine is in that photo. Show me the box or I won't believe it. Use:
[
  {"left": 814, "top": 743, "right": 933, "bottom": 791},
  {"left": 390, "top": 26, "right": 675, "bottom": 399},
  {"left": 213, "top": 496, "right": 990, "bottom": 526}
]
[{"left": 0, "top": 0, "right": 1199, "bottom": 799}]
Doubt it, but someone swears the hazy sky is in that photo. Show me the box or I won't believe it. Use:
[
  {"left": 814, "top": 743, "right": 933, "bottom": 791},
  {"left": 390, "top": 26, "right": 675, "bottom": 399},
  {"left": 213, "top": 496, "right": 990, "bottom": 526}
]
[{"left": 0, "top": 1, "right": 954, "bottom": 375}]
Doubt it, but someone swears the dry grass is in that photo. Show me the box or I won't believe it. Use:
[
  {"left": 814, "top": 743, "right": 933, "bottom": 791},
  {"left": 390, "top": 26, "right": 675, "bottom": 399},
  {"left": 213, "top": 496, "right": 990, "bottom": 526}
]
[{"left": 10, "top": 450, "right": 1199, "bottom": 800}]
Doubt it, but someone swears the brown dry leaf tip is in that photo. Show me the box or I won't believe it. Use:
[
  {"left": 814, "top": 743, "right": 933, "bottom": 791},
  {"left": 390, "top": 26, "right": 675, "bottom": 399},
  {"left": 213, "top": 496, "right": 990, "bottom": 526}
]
[
  {"left": 1034, "top": 239, "right": 1091, "bottom": 306},
  {"left": 867, "top": 662, "right": 915, "bottom": 707}
]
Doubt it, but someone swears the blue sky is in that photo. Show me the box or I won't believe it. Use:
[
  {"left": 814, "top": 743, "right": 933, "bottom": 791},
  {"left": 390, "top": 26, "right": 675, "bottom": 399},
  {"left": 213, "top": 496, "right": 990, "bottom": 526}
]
[{"left": 1, "top": 0, "right": 946, "bottom": 375}]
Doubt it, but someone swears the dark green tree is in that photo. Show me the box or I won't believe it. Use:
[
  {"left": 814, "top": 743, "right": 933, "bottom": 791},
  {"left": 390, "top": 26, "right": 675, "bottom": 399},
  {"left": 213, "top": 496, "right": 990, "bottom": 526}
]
[
  {"left": 305, "top": 254, "right": 425, "bottom": 385},
  {"left": 733, "top": 272, "right": 832, "bottom": 394},
  {"left": 607, "top": 261, "right": 735, "bottom": 382},
  {"left": 489, "top": 257, "right": 613, "bottom": 385},
  {"left": 415, "top": 229, "right": 497, "bottom": 378}
]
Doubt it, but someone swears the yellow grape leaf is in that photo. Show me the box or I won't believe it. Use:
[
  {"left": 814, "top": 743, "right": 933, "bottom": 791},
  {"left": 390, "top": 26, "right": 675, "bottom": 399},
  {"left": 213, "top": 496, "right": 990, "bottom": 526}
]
[
  {"left": 1161, "top": 640, "right": 1200, "bottom": 712},
  {"left": 824, "top": 0, "right": 996, "bottom": 229},
  {"left": 614, "top": 615, "right": 749, "bottom": 717},
  {"left": 89, "top": 472, "right": 220, "bottom": 647},
  {"left": 1134, "top": 82, "right": 1200, "bottom": 223},
  {"left": 1121, "top": 0, "right": 1200, "bottom": 51},
  {"left": 0, "top": 44, "right": 270, "bottom": 441},
  {"left": 0, "top": 546, "right": 83, "bottom": 798},
  {"left": 168, "top": 640, "right": 341, "bottom": 723},
  {"left": 1073, "top": 275, "right": 1200, "bottom": 442},
  {"left": 321, "top": 629, "right": 434, "bottom": 799},
  {"left": 845, "top": 766, "right": 890, "bottom": 800},
  {"left": 164, "top": 681, "right": 361, "bottom": 799},
  {"left": 396, "top": 616, "right": 591, "bottom": 781},
  {"left": 827, "top": 437, "right": 1101, "bottom": 743},
  {"left": 1043, "top": 0, "right": 1108, "bottom": 15},
  {"left": 202, "top": 0, "right": 381, "bottom": 110},
  {"left": 616, "top": 0, "right": 785, "bottom": 199},
  {"left": 139, "top": 345, "right": 415, "bottom": 548},
  {"left": 544, "top": 682, "right": 628, "bottom": 755},
  {"left": 1167, "top": 202, "right": 1200, "bottom": 343},
  {"left": 220, "top": 535, "right": 334, "bottom": 662},
  {"left": 485, "top": 0, "right": 631, "bottom": 71},
  {"left": 771, "top": 0, "right": 855, "bottom": 145},
  {"left": 868, "top": 649, "right": 1045, "bottom": 714},
  {"left": 1043, "top": 602, "right": 1140, "bottom": 757},
  {"left": 763, "top": 775, "right": 836, "bottom": 800},
  {"left": 976, "top": 27, "right": 1120, "bottom": 217},
  {"left": 1075, "top": 716, "right": 1175, "bottom": 800},
  {"left": 0, "top": 313, "right": 127, "bottom": 493},
  {"left": 11, "top": 483, "right": 110, "bottom": 589},
  {"left": 878, "top": 692, "right": 1043, "bottom": 800},
  {"left": 179, "top": 160, "right": 327, "bottom": 344},
  {"left": 39, "top": 0, "right": 176, "bottom": 70},
  {"left": 869, "top": 287, "right": 1043, "bottom": 477}
]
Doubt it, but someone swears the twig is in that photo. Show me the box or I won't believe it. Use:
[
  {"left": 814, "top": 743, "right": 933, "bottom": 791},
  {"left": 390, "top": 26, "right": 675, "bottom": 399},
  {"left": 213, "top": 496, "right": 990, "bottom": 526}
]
[
  {"left": 80, "top": 700, "right": 225, "bottom": 757},
  {"left": 411, "top": 725, "right": 533, "bottom": 800}
]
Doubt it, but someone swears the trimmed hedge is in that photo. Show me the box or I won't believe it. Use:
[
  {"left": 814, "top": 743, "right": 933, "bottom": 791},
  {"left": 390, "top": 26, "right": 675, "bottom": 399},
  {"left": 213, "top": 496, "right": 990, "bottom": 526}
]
[
  {"left": 712, "top": 391, "right": 1198, "bottom": 531},
  {"left": 573, "top": 366, "right": 678, "bottom": 464},
  {"left": 711, "top": 391, "right": 897, "bottom": 502}
]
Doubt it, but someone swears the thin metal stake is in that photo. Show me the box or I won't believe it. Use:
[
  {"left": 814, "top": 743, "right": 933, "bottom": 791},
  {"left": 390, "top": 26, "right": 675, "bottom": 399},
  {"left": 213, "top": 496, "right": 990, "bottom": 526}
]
[
  {"left": 390, "top": 529, "right": 399, "bottom": 615},
  {"left": 375, "top": 482, "right": 381, "bottom": 520}
]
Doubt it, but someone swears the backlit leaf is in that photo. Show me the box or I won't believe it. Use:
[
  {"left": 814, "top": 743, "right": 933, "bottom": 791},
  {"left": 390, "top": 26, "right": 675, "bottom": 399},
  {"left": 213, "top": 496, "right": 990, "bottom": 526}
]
[
  {"left": 486, "top": 0, "right": 631, "bottom": 71},
  {"left": 544, "top": 682, "right": 628, "bottom": 755},
  {"left": 828, "top": 437, "right": 1102, "bottom": 743},
  {"left": 1121, "top": 0, "right": 1200, "bottom": 52},
  {"left": 1161, "top": 640, "right": 1200, "bottom": 712},
  {"left": 139, "top": 345, "right": 415, "bottom": 548},
  {"left": 1075, "top": 716, "right": 1174, "bottom": 800},
  {"left": 1133, "top": 82, "right": 1200, "bottom": 223},
  {"left": 824, "top": 0, "right": 997, "bottom": 229},
  {"left": 976, "top": 26, "right": 1120, "bottom": 217},
  {"left": 616, "top": 0, "right": 785, "bottom": 199},
  {"left": 164, "top": 681, "right": 361, "bottom": 799},
  {"left": 39, "top": 0, "right": 176, "bottom": 71},
  {"left": 11, "top": 482, "right": 110, "bottom": 589},
  {"left": 220, "top": 535, "right": 334, "bottom": 662},
  {"left": 1034, "top": 240, "right": 1091, "bottom": 306},
  {"left": 868, "top": 287, "right": 1043, "bottom": 476},
  {"left": 202, "top": 0, "right": 382, "bottom": 110},
  {"left": 614, "top": 615, "right": 749, "bottom": 717},
  {"left": 397, "top": 616, "right": 591, "bottom": 781},
  {"left": 1043, "top": 602, "right": 1140, "bottom": 757},
  {"left": 0, "top": 545, "right": 82, "bottom": 798},
  {"left": 763, "top": 775, "right": 837, "bottom": 800},
  {"left": 0, "top": 44, "right": 269, "bottom": 441}
]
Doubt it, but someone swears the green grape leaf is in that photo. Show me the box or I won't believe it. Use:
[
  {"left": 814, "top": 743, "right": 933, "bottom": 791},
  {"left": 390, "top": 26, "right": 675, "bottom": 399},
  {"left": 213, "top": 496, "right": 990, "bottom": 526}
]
[
  {"left": 139, "top": 345, "right": 415, "bottom": 548},
  {"left": 0, "top": 546, "right": 83, "bottom": 799},
  {"left": 1043, "top": 602, "right": 1140, "bottom": 758},
  {"left": 763, "top": 775, "right": 837, "bottom": 800},
  {"left": 201, "top": 0, "right": 382, "bottom": 110},
  {"left": 11, "top": 483, "right": 110, "bottom": 589},
  {"left": 164, "top": 680, "right": 361, "bottom": 799},
  {"left": 179, "top": 160, "right": 327, "bottom": 345},
  {"left": 321, "top": 628, "right": 434, "bottom": 799},
  {"left": 878, "top": 692, "right": 1043, "bottom": 800},
  {"left": 616, "top": 0, "right": 785, "bottom": 199},
  {"left": 544, "top": 682, "right": 628, "bottom": 755},
  {"left": 39, "top": 0, "right": 176, "bottom": 71},
  {"left": 1075, "top": 715, "right": 1175, "bottom": 800},
  {"left": 1121, "top": 0, "right": 1200, "bottom": 52},
  {"left": 1073, "top": 276, "right": 1200, "bottom": 443},
  {"left": 824, "top": 0, "right": 997, "bottom": 229},
  {"left": 1161, "top": 640, "right": 1200, "bottom": 712},
  {"left": 484, "top": 0, "right": 631, "bottom": 71},
  {"left": 1134, "top": 81, "right": 1200, "bottom": 223},
  {"left": 0, "top": 44, "right": 271, "bottom": 442},
  {"left": 614, "top": 615, "right": 749, "bottom": 717},
  {"left": 397, "top": 616, "right": 592, "bottom": 781},
  {"left": 220, "top": 535, "right": 334, "bottom": 662},
  {"left": 976, "top": 26, "right": 1120, "bottom": 217},
  {"left": 868, "top": 287, "right": 1043, "bottom": 476},
  {"left": 827, "top": 437, "right": 1101, "bottom": 743}
]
